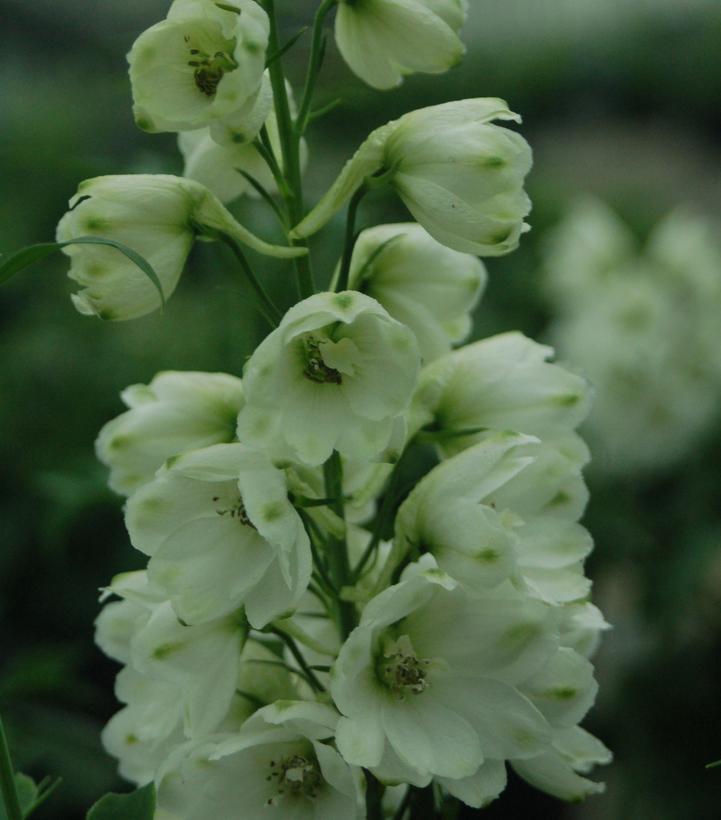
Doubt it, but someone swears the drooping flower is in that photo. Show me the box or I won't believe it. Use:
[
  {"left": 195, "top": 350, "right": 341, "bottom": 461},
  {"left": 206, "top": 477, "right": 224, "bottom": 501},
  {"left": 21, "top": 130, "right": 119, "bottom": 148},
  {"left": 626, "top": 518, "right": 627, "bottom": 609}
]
[
  {"left": 331, "top": 557, "right": 557, "bottom": 785},
  {"left": 292, "top": 99, "right": 532, "bottom": 256},
  {"left": 155, "top": 701, "right": 365, "bottom": 819},
  {"left": 236, "top": 291, "right": 420, "bottom": 466},
  {"left": 96, "top": 371, "right": 244, "bottom": 495},
  {"left": 56, "top": 174, "right": 304, "bottom": 320},
  {"left": 409, "top": 331, "right": 591, "bottom": 451},
  {"left": 346, "top": 222, "right": 486, "bottom": 362},
  {"left": 128, "top": 0, "right": 270, "bottom": 135},
  {"left": 334, "top": 0, "right": 467, "bottom": 90},
  {"left": 124, "top": 443, "right": 312, "bottom": 628}
]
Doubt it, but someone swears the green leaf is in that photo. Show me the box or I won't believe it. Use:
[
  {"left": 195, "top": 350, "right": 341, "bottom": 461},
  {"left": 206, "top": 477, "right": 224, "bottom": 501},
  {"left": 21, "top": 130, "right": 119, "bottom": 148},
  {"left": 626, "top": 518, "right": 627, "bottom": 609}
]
[
  {"left": 86, "top": 784, "right": 155, "bottom": 820},
  {"left": 0, "top": 238, "right": 165, "bottom": 307},
  {"left": 0, "top": 773, "right": 37, "bottom": 820}
]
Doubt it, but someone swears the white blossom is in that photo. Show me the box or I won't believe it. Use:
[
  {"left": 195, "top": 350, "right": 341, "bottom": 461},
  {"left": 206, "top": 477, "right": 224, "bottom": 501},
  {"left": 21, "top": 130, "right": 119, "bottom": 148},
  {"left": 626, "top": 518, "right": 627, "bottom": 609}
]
[
  {"left": 125, "top": 443, "right": 312, "bottom": 628},
  {"left": 237, "top": 291, "right": 420, "bottom": 466},
  {"left": 56, "top": 174, "right": 304, "bottom": 320},
  {"left": 292, "top": 99, "right": 532, "bottom": 257},
  {"left": 128, "top": 0, "right": 269, "bottom": 135},
  {"left": 331, "top": 558, "right": 556, "bottom": 783},
  {"left": 155, "top": 701, "right": 365, "bottom": 819}
]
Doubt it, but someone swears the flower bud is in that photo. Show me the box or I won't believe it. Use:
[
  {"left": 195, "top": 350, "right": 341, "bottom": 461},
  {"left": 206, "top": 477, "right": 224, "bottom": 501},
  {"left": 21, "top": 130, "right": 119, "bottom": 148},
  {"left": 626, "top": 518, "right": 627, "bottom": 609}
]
[
  {"left": 335, "top": 0, "right": 467, "bottom": 90},
  {"left": 347, "top": 222, "right": 486, "bottom": 362},
  {"left": 128, "top": 0, "right": 269, "bottom": 134},
  {"left": 56, "top": 174, "right": 304, "bottom": 320},
  {"left": 292, "top": 99, "right": 532, "bottom": 256}
]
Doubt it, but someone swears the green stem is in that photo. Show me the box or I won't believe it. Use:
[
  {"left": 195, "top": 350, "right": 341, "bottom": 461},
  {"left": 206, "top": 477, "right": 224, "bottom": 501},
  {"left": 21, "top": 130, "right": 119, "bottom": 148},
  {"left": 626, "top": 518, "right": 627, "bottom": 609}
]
[
  {"left": 296, "top": 0, "right": 338, "bottom": 135},
  {"left": 409, "top": 785, "right": 435, "bottom": 819},
  {"left": 263, "top": 0, "right": 315, "bottom": 298},
  {"left": 336, "top": 185, "right": 367, "bottom": 293},
  {"left": 365, "top": 773, "right": 385, "bottom": 820},
  {"left": 323, "top": 451, "right": 356, "bottom": 639},
  {"left": 353, "top": 443, "right": 413, "bottom": 581},
  {"left": 0, "top": 718, "right": 22, "bottom": 820},
  {"left": 272, "top": 629, "right": 326, "bottom": 692},
  {"left": 219, "top": 234, "right": 283, "bottom": 326}
]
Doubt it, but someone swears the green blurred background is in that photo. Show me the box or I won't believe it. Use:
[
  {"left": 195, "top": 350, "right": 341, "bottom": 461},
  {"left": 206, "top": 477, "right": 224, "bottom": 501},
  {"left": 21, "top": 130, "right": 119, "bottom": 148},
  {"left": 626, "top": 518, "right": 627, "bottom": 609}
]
[{"left": 2, "top": 0, "right": 721, "bottom": 817}]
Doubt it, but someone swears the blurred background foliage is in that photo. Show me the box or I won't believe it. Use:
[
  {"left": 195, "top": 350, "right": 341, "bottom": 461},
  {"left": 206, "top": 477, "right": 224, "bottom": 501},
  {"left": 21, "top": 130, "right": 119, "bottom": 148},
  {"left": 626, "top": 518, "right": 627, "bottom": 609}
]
[{"left": 2, "top": 0, "right": 721, "bottom": 817}]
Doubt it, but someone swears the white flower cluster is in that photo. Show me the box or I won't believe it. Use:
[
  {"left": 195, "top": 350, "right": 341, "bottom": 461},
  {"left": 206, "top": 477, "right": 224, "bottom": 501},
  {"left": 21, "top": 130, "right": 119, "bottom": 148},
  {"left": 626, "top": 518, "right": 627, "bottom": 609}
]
[
  {"left": 544, "top": 198, "right": 721, "bottom": 475},
  {"left": 53, "top": 0, "right": 610, "bottom": 816}
]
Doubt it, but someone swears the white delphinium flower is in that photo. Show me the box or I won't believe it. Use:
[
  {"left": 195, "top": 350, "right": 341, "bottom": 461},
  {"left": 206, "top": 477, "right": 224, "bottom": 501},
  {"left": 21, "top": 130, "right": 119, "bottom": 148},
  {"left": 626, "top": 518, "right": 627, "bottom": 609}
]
[
  {"left": 56, "top": 174, "right": 304, "bottom": 320},
  {"left": 96, "top": 371, "right": 244, "bottom": 495},
  {"left": 125, "top": 443, "right": 311, "bottom": 628},
  {"left": 346, "top": 223, "right": 486, "bottom": 363},
  {"left": 331, "top": 557, "right": 557, "bottom": 788},
  {"left": 335, "top": 0, "right": 467, "bottom": 90},
  {"left": 155, "top": 701, "right": 365, "bottom": 819},
  {"left": 393, "top": 432, "right": 593, "bottom": 605},
  {"left": 96, "top": 571, "right": 296, "bottom": 785},
  {"left": 237, "top": 291, "right": 420, "bottom": 466},
  {"left": 95, "top": 571, "right": 247, "bottom": 739},
  {"left": 128, "top": 0, "right": 270, "bottom": 135},
  {"left": 409, "top": 331, "right": 591, "bottom": 451},
  {"left": 292, "top": 99, "right": 532, "bottom": 256}
]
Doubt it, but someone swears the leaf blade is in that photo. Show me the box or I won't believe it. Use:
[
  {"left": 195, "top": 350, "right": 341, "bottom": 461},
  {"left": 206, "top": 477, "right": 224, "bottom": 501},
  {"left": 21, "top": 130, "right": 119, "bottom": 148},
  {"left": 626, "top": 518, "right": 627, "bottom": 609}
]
[{"left": 0, "top": 238, "right": 165, "bottom": 307}]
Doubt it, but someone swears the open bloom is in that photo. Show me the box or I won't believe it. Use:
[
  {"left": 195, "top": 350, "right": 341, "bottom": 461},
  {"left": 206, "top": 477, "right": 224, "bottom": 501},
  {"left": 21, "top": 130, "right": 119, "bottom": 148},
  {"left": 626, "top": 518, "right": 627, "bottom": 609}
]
[
  {"left": 128, "top": 0, "right": 269, "bottom": 134},
  {"left": 56, "top": 174, "right": 304, "bottom": 320},
  {"left": 335, "top": 0, "right": 467, "bottom": 90},
  {"left": 156, "top": 701, "right": 365, "bottom": 819},
  {"left": 237, "top": 291, "right": 420, "bottom": 465},
  {"left": 331, "top": 557, "right": 557, "bottom": 786},
  {"left": 125, "top": 443, "right": 312, "bottom": 628},
  {"left": 293, "top": 99, "right": 532, "bottom": 256},
  {"left": 96, "top": 371, "right": 244, "bottom": 495},
  {"left": 346, "top": 223, "right": 486, "bottom": 362}
]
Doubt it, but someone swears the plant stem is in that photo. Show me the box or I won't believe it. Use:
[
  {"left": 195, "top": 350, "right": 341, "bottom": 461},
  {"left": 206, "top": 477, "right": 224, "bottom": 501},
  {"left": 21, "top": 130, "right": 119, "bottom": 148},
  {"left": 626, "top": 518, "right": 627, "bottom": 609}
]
[
  {"left": 219, "top": 234, "right": 283, "bottom": 326},
  {"left": 296, "top": 0, "right": 338, "bottom": 135},
  {"left": 409, "top": 784, "right": 435, "bottom": 819},
  {"left": 336, "top": 185, "right": 367, "bottom": 293},
  {"left": 353, "top": 443, "right": 412, "bottom": 581},
  {"left": 263, "top": 0, "right": 315, "bottom": 298},
  {"left": 323, "top": 451, "right": 356, "bottom": 639},
  {"left": 0, "top": 717, "right": 22, "bottom": 820},
  {"left": 272, "top": 629, "right": 326, "bottom": 693},
  {"left": 365, "top": 773, "right": 385, "bottom": 820}
]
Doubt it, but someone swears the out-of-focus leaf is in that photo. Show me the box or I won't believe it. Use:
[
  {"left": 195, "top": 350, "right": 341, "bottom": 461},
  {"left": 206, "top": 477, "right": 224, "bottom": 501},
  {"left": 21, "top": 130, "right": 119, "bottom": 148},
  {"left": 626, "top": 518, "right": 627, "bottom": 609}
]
[
  {"left": 0, "top": 772, "right": 37, "bottom": 820},
  {"left": 86, "top": 783, "right": 155, "bottom": 820}
]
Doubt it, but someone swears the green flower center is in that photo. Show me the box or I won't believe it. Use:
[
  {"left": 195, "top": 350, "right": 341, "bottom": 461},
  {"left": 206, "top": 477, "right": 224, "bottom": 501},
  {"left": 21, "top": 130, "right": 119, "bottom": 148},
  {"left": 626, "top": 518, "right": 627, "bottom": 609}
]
[
  {"left": 266, "top": 754, "right": 322, "bottom": 804},
  {"left": 302, "top": 336, "right": 343, "bottom": 384},
  {"left": 378, "top": 634, "right": 430, "bottom": 699},
  {"left": 187, "top": 45, "right": 238, "bottom": 97}
]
